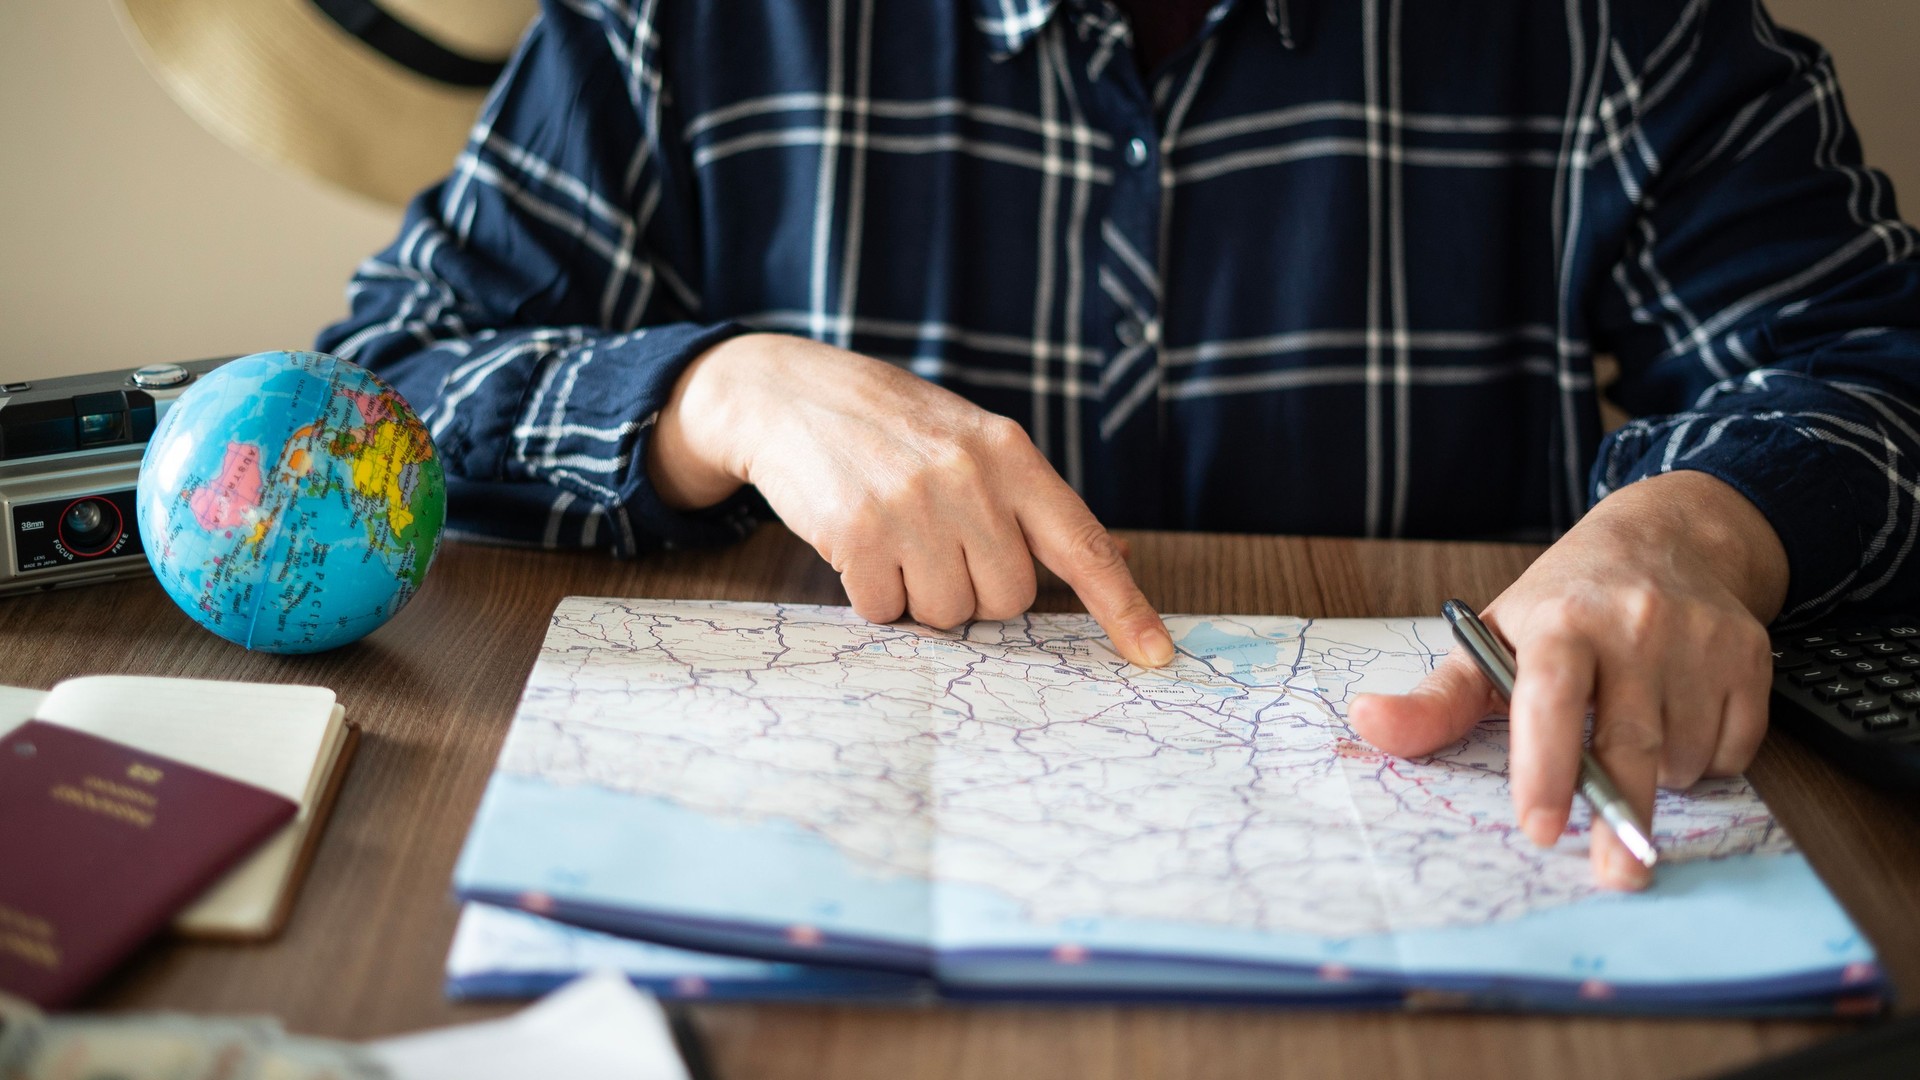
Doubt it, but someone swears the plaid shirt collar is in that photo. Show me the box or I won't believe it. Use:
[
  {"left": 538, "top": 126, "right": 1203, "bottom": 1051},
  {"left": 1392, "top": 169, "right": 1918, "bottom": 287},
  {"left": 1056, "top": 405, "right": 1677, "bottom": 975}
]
[{"left": 971, "top": 0, "right": 1303, "bottom": 60}]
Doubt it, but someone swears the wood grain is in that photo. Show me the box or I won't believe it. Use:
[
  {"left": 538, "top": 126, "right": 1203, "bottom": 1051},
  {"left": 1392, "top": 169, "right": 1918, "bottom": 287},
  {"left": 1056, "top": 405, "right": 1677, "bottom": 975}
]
[{"left": 2, "top": 526, "right": 1901, "bottom": 1078}]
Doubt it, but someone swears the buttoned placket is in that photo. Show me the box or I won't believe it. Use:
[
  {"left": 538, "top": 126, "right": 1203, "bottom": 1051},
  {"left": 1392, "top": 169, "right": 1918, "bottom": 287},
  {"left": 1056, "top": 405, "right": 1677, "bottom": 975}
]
[
  {"left": 1014, "top": 0, "right": 1301, "bottom": 526},
  {"left": 1062, "top": 2, "right": 1205, "bottom": 526}
]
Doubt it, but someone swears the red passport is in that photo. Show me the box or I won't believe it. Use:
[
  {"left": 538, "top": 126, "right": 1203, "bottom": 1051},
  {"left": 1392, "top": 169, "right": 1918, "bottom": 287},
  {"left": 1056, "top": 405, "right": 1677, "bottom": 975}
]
[{"left": 0, "top": 720, "right": 297, "bottom": 1007}]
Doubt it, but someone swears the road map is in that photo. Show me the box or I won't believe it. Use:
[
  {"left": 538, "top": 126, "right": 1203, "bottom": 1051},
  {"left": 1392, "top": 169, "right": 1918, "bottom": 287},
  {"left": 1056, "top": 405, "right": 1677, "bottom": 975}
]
[{"left": 454, "top": 599, "right": 1879, "bottom": 1006}]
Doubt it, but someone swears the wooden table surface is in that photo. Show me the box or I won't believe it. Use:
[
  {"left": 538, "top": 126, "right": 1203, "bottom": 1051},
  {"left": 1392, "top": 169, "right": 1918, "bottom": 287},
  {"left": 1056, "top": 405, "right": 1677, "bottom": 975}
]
[{"left": 8, "top": 526, "right": 1920, "bottom": 1079}]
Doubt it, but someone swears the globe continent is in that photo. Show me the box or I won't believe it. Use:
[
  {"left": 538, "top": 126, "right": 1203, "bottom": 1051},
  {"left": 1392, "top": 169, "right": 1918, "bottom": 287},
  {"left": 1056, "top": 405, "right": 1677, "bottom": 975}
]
[{"left": 137, "top": 350, "right": 446, "bottom": 653}]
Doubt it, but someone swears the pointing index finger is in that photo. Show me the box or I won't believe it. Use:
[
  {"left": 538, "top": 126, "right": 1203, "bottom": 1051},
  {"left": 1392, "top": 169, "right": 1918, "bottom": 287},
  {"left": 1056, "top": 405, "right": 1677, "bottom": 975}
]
[{"left": 1017, "top": 484, "right": 1172, "bottom": 669}]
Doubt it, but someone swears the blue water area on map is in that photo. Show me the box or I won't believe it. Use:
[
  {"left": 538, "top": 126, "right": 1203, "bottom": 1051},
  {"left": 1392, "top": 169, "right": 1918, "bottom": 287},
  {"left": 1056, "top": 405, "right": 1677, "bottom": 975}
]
[
  {"left": 457, "top": 774, "right": 936, "bottom": 949},
  {"left": 455, "top": 774, "right": 1874, "bottom": 993},
  {"left": 447, "top": 904, "right": 931, "bottom": 1002},
  {"left": 1171, "top": 621, "right": 1292, "bottom": 682}
]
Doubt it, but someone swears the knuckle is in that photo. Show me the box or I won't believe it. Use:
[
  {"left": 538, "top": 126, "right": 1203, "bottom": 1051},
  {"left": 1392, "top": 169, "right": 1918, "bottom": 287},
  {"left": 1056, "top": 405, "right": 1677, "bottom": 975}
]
[
  {"left": 843, "top": 498, "right": 893, "bottom": 538},
  {"left": 1703, "top": 755, "right": 1743, "bottom": 780},
  {"left": 1707, "top": 735, "right": 1763, "bottom": 777},
  {"left": 975, "top": 597, "right": 1026, "bottom": 622},
  {"left": 930, "top": 444, "right": 985, "bottom": 489},
  {"left": 1063, "top": 521, "right": 1126, "bottom": 574},
  {"left": 823, "top": 516, "right": 887, "bottom": 570},
  {"left": 1657, "top": 745, "right": 1711, "bottom": 790},
  {"left": 869, "top": 474, "right": 924, "bottom": 516},
  {"left": 1709, "top": 709, "right": 1769, "bottom": 777},
  {"left": 1526, "top": 597, "right": 1585, "bottom": 639},
  {"left": 1683, "top": 606, "right": 1727, "bottom": 651},
  {"left": 1593, "top": 715, "right": 1664, "bottom": 758},
  {"left": 976, "top": 576, "right": 1038, "bottom": 623},
  {"left": 980, "top": 415, "right": 1031, "bottom": 453},
  {"left": 844, "top": 572, "right": 905, "bottom": 624},
  {"left": 1614, "top": 584, "right": 1665, "bottom": 640},
  {"left": 911, "top": 598, "right": 975, "bottom": 631},
  {"left": 851, "top": 596, "right": 906, "bottom": 625}
]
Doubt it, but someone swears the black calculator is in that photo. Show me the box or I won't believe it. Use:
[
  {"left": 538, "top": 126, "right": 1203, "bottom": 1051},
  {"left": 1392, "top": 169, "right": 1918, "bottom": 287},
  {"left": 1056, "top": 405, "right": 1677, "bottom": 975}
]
[{"left": 1770, "top": 618, "right": 1920, "bottom": 789}]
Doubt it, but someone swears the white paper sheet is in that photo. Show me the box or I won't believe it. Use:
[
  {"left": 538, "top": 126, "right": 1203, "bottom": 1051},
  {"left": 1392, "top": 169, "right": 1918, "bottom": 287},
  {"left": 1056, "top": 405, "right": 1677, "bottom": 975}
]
[{"left": 370, "top": 971, "right": 691, "bottom": 1080}]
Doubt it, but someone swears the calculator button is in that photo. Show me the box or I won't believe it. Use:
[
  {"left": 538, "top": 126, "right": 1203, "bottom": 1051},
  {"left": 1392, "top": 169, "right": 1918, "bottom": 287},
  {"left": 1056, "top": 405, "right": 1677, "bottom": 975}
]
[
  {"left": 1886, "top": 625, "right": 1920, "bottom": 639},
  {"left": 1795, "top": 633, "right": 1841, "bottom": 649},
  {"left": 1791, "top": 667, "right": 1840, "bottom": 687},
  {"left": 1864, "top": 712, "right": 1910, "bottom": 733},
  {"left": 1817, "top": 646, "right": 1862, "bottom": 662},
  {"left": 1869, "top": 673, "right": 1915, "bottom": 691},
  {"left": 1893, "top": 655, "right": 1920, "bottom": 671},
  {"left": 1841, "top": 696, "right": 1892, "bottom": 719},
  {"left": 1842, "top": 659, "right": 1889, "bottom": 676},
  {"left": 1772, "top": 648, "right": 1817, "bottom": 670},
  {"left": 1864, "top": 641, "right": 1909, "bottom": 656},
  {"left": 1895, "top": 689, "right": 1920, "bottom": 708},
  {"left": 1843, "top": 629, "right": 1884, "bottom": 643},
  {"left": 1814, "top": 679, "right": 1867, "bottom": 702}
]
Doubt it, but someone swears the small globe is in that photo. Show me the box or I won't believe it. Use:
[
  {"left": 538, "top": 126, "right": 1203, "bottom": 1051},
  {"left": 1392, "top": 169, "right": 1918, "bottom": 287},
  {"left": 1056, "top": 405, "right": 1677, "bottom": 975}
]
[{"left": 137, "top": 350, "right": 446, "bottom": 653}]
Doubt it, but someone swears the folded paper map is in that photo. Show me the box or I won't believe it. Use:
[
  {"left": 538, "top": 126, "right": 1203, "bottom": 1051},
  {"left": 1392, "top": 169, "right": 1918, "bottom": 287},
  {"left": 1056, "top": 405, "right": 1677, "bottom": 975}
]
[
  {"left": 445, "top": 902, "right": 929, "bottom": 1002},
  {"left": 453, "top": 599, "right": 1882, "bottom": 1011}
]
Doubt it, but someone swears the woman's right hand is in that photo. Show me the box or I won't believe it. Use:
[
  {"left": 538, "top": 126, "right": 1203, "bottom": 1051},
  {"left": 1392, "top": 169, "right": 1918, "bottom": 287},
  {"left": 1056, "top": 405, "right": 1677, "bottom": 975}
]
[{"left": 647, "top": 332, "right": 1174, "bottom": 668}]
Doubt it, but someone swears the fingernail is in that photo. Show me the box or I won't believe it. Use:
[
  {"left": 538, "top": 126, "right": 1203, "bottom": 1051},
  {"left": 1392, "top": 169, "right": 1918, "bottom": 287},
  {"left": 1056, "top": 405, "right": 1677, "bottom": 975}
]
[
  {"left": 1603, "top": 845, "right": 1652, "bottom": 891},
  {"left": 1521, "top": 809, "right": 1558, "bottom": 847},
  {"left": 1136, "top": 625, "right": 1175, "bottom": 668}
]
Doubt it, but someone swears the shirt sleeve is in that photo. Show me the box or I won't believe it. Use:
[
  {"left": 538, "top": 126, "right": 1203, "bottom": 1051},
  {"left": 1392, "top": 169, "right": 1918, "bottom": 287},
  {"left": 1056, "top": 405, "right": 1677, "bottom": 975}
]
[
  {"left": 315, "top": 2, "right": 761, "bottom": 555},
  {"left": 1589, "top": 0, "right": 1920, "bottom": 624}
]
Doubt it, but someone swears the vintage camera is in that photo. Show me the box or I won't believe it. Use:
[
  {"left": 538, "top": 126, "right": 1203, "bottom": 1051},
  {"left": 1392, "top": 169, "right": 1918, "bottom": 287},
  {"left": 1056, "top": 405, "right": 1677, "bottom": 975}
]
[{"left": 0, "top": 359, "right": 229, "bottom": 596}]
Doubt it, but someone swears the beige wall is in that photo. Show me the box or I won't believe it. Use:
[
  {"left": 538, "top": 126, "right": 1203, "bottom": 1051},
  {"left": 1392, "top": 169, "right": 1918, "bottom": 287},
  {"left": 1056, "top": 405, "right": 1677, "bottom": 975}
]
[
  {"left": 1768, "top": 0, "right": 1918, "bottom": 215},
  {"left": 3, "top": 2, "right": 1914, "bottom": 384},
  {"left": 0, "top": 2, "right": 398, "bottom": 382}
]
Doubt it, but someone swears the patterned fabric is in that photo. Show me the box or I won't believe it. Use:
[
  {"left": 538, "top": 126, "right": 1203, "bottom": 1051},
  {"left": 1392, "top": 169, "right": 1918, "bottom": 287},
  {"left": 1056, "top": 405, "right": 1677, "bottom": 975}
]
[{"left": 319, "top": 0, "right": 1920, "bottom": 622}]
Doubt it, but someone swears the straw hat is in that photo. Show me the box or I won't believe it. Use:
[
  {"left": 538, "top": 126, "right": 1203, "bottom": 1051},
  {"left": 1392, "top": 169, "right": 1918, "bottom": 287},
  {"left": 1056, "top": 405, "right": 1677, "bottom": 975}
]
[{"left": 114, "top": 0, "right": 539, "bottom": 206}]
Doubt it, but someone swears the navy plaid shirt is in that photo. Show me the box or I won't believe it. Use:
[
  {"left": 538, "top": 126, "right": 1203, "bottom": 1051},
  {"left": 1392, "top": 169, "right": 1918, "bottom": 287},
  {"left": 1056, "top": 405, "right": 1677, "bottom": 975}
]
[{"left": 320, "top": 0, "right": 1920, "bottom": 623}]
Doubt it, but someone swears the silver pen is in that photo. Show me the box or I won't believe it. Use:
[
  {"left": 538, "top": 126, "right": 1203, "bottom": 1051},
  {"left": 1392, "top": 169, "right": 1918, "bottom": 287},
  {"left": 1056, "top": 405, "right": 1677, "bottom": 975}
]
[{"left": 1440, "top": 598, "right": 1660, "bottom": 869}]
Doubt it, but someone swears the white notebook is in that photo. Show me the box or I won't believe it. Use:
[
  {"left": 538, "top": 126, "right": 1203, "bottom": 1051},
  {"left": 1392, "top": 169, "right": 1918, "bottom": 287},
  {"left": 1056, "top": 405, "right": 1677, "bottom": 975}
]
[{"left": 0, "top": 676, "right": 358, "bottom": 939}]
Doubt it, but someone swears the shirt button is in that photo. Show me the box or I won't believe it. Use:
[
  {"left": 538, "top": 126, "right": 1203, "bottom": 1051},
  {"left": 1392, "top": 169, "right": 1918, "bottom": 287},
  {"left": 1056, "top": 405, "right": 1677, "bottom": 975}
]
[
  {"left": 1125, "top": 137, "right": 1151, "bottom": 168},
  {"left": 1116, "top": 318, "right": 1146, "bottom": 348}
]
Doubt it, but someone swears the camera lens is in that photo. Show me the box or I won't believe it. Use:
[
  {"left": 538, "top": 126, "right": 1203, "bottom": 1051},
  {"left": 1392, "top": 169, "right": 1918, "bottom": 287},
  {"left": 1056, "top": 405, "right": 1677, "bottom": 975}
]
[
  {"left": 66, "top": 499, "right": 103, "bottom": 534},
  {"left": 60, "top": 498, "right": 120, "bottom": 555}
]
